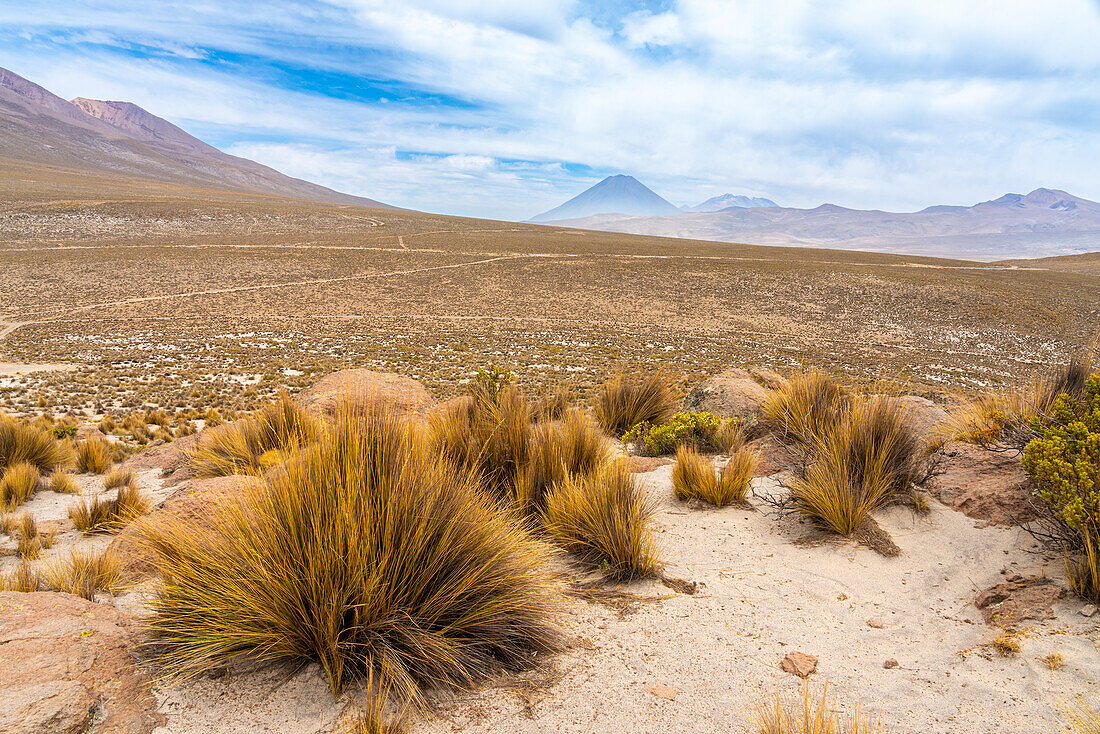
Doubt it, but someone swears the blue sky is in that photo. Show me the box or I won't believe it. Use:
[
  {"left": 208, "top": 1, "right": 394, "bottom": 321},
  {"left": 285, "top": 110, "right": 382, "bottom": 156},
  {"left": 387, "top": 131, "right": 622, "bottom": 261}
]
[{"left": 2, "top": 1, "right": 1099, "bottom": 219}]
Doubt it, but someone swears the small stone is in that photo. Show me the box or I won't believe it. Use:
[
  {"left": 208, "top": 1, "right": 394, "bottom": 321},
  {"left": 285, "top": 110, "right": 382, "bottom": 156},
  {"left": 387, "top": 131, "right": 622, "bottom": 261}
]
[
  {"left": 884, "top": 659, "right": 899, "bottom": 669},
  {"left": 867, "top": 618, "right": 886, "bottom": 629},
  {"left": 780, "top": 651, "right": 818, "bottom": 678},
  {"left": 1080, "top": 604, "right": 1098, "bottom": 617},
  {"left": 646, "top": 684, "right": 680, "bottom": 701}
]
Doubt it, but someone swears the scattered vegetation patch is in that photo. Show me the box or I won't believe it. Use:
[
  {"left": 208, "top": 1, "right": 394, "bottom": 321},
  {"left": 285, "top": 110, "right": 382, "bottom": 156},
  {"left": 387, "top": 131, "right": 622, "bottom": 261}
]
[
  {"left": 0, "top": 415, "right": 72, "bottom": 474},
  {"left": 754, "top": 683, "right": 885, "bottom": 734},
  {"left": 42, "top": 548, "right": 123, "bottom": 600},
  {"left": 541, "top": 458, "right": 659, "bottom": 579},
  {"left": 624, "top": 410, "right": 742, "bottom": 456},
  {"left": 0, "top": 561, "right": 41, "bottom": 593},
  {"left": 595, "top": 372, "right": 677, "bottom": 436},
  {"left": 136, "top": 401, "right": 563, "bottom": 707},
  {"left": 1022, "top": 372, "right": 1100, "bottom": 603}
]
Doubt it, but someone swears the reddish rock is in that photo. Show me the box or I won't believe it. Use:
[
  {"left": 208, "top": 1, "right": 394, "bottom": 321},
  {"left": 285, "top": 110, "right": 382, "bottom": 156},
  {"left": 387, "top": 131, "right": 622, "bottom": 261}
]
[
  {"left": 780, "top": 651, "right": 818, "bottom": 678},
  {"left": 930, "top": 442, "right": 1039, "bottom": 527},
  {"left": 892, "top": 395, "right": 950, "bottom": 443},
  {"left": 683, "top": 367, "right": 769, "bottom": 421},
  {"left": 0, "top": 592, "right": 162, "bottom": 734},
  {"left": 975, "top": 576, "right": 1066, "bottom": 629},
  {"left": 744, "top": 435, "right": 789, "bottom": 477},
  {"left": 883, "top": 659, "right": 899, "bottom": 669},
  {"left": 298, "top": 369, "right": 434, "bottom": 418},
  {"left": 629, "top": 456, "right": 674, "bottom": 473}
]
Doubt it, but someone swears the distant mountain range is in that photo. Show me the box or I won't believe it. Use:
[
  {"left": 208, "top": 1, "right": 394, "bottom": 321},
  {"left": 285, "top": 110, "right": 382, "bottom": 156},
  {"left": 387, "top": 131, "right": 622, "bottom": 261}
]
[
  {"left": 685, "top": 194, "right": 778, "bottom": 212},
  {"left": 0, "top": 66, "right": 394, "bottom": 208},
  {"left": 535, "top": 177, "right": 1100, "bottom": 259}
]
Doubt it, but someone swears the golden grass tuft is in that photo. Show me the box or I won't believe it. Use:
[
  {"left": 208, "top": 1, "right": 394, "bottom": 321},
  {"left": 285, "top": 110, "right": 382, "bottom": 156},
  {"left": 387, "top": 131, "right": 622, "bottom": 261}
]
[
  {"left": 672, "top": 445, "right": 754, "bottom": 507},
  {"left": 755, "top": 683, "right": 885, "bottom": 734},
  {"left": 188, "top": 393, "right": 321, "bottom": 477},
  {"left": 1068, "top": 530, "right": 1100, "bottom": 605},
  {"left": 76, "top": 436, "right": 112, "bottom": 474},
  {"left": 594, "top": 372, "right": 677, "bottom": 436},
  {"left": 135, "top": 400, "right": 562, "bottom": 707},
  {"left": 0, "top": 561, "right": 41, "bottom": 592},
  {"left": 0, "top": 415, "right": 72, "bottom": 473},
  {"left": 515, "top": 408, "right": 609, "bottom": 513},
  {"left": 719, "top": 446, "right": 756, "bottom": 504},
  {"left": 41, "top": 548, "right": 122, "bottom": 600},
  {"left": 532, "top": 385, "right": 574, "bottom": 422},
  {"left": 104, "top": 466, "right": 133, "bottom": 489},
  {"left": 16, "top": 512, "right": 44, "bottom": 559},
  {"left": 1040, "top": 652, "right": 1066, "bottom": 671},
  {"left": 1055, "top": 693, "right": 1100, "bottom": 733},
  {"left": 69, "top": 481, "right": 150, "bottom": 534},
  {"left": 48, "top": 470, "right": 80, "bottom": 494},
  {"left": 763, "top": 371, "right": 850, "bottom": 444},
  {"left": 991, "top": 630, "right": 1021, "bottom": 656},
  {"left": 1, "top": 461, "right": 41, "bottom": 511},
  {"left": 541, "top": 458, "right": 659, "bottom": 579}
]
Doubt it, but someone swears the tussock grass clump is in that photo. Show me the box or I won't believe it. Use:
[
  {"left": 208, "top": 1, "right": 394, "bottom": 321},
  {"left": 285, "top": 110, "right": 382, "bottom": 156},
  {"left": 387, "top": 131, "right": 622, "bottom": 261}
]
[
  {"left": 532, "top": 385, "right": 574, "bottom": 422},
  {"left": 42, "top": 548, "right": 122, "bottom": 600},
  {"left": 755, "top": 683, "right": 885, "bottom": 734},
  {"left": 1, "top": 461, "right": 40, "bottom": 511},
  {"left": 48, "top": 471, "right": 80, "bottom": 494},
  {"left": 136, "top": 402, "right": 562, "bottom": 706},
  {"left": 595, "top": 372, "right": 677, "bottom": 436},
  {"left": 69, "top": 481, "right": 150, "bottom": 534},
  {"left": 790, "top": 396, "right": 924, "bottom": 536},
  {"left": 991, "top": 630, "right": 1021, "bottom": 656},
  {"left": 76, "top": 436, "right": 112, "bottom": 474},
  {"left": 15, "top": 512, "right": 52, "bottom": 559},
  {"left": 672, "top": 445, "right": 754, "bottom": 507},
  {"left": 0, "top": 561, "right": 41, "bottom": 592},
  {"left": 0, "top": 415, "right": 72, "bottom": 473},
  {"left": 763, "top": 371, "right": 850, "bottom": 444},
  {"left": 515, "top": 408, "right": 609, "bottom": 513},
  {"left": 104, "top": 466, "right": 133, "bottom": 489},
  {"left": 542, "top": 459, "right": 659, "bottom": 579},
  {"left": 188, "top": 393, "right": 322, "bottom": 477}
]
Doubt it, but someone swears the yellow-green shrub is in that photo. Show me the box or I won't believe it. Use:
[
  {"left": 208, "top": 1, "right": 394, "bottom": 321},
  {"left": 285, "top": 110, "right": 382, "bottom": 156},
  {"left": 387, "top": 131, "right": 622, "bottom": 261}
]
[{"left": 624, "top": 410, "right": 742, "bottom": 456}]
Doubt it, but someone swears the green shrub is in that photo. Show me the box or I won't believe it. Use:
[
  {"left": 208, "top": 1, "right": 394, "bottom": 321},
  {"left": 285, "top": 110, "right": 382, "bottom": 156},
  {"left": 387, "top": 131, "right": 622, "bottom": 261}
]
[
  {"left": 624, "top": 410, "right": 742, "bottom": 456},
  {"left": 1022, "top": 374, "right": 1100, "bottom": 601}
]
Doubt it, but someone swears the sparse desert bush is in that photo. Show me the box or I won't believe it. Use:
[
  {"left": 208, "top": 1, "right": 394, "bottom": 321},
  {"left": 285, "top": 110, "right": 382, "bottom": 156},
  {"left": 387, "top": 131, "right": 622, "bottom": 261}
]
[
  {"left": 1, "top": 461, "right": 41, "bottom": 511},
  {"left": 542, "top": 459, "right": 659, "bottom": 579},
  {"left": 135, "top": 401, "right": 562, "bottom": 706},
  {"left": 48, "top": 471, "right": 79, "bottom": 494},
  {"left": 104, "top": 466, "right": 133, "bottom": 489},
  {"left": 0, "top": 415, "right": 72, "bottom": 473},
  {"left": 1022, "top": 373, "right": 1100, "bottom": 603},
  {"left": 754, "top": 683, "right": 884, "bottom": 734},
  {"left": 76, "top": 436, "right": 112, "bottom": 473},
  {"left": 1, "top": 561, "right": 41, "bottom": 592},
  {"left": 69, "top": 481, "right": 150, "bottom": 534},
  {"left": 595, "top": 372, "right": 677, "bottom": 436},
  {"left": 625, "top": 410, "right": 743, "bottom": 456},
  {"left": 763, "top": 371, "right": 850, "bottom": 444},
  {"left": 42, "top": 548, "right": 122, "bottom": 600},
  {"left": 188, "top": 393, "right": 321, "bottom": 477}
]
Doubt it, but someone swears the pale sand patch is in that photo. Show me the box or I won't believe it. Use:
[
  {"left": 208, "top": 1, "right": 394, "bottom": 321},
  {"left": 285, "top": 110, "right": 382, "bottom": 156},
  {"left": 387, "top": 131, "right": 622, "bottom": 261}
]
[{"left": 0, "top": 362, "right": 76, "bottom": 377}]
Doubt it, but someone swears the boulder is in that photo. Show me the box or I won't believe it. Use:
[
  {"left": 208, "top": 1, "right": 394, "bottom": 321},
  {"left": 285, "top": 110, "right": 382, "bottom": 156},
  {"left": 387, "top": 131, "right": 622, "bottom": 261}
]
[
  {"left": 891, "top": 395, "right": 950, "bottom": 443},
  {"left": 930, "top": 442, "right": 1039, "bottom": 527},
  {"left": 975, "top": 576, "right": 1065, "bottom": 629},
  {"left": 0, "top": 592, "right": 162, "bottom": 734},
  {"left": 297, "top": 370, "right": 434, "bottom": 418},
  {"left": 683, "top": 367, "right": 770, "bottom": 421}
]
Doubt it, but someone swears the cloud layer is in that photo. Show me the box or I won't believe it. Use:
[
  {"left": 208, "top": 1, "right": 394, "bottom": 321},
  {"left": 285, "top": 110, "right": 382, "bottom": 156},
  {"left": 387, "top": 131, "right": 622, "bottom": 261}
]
[{"left": 2, "top": 0, "right": 1098, "bottom": 218}]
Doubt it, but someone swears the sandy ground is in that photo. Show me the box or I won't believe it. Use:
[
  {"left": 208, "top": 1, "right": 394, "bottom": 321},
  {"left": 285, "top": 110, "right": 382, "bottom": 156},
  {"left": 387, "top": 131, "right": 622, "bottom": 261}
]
[
  {"left": 83, "top": 464, "right": 1096, "bottom": 734},
  {"left": 0, "top": 361, "right": 75, "bottom": 377}
]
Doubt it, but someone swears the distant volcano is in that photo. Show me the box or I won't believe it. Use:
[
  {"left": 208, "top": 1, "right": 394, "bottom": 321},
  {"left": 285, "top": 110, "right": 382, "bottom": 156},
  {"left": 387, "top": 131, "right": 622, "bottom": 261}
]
[
  {"left": 528, "top": 174, "right": 679, "bottom": 222},
  {"left": 687, "top": 193, "right": 778, "bottom": 212}
]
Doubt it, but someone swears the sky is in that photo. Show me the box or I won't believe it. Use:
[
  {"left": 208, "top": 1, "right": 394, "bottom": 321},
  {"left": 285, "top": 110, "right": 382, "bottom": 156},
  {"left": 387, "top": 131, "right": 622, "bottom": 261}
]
[{"left": 2, "top": 1, "right": 1099, "bottom": 220}]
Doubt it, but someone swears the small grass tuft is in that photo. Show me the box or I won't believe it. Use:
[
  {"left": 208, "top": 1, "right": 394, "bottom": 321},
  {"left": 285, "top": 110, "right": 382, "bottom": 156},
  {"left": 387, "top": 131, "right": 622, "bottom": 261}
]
[
  {"left": 104, "top": 466, "right": 133, "bottom": 489},
  {"left": 0, "top": 561, "right": 41, "bottom": 592},
  {"left": 754, "top": 683, "right": 885, "bottom": 734},
  {"left": 991, "top": 630, "right": 1021, "bottom": 656},
  {"left": 673, "top": 445, "right": 753, "bottom": 507},
  {"left": 42, "top": 548, "right": 122, "bottom": 600},
  {"left": 1040, "top": 652, "right": 1066, "bottom": 671},
  {"left": 15, "top": 512, "right": 44, "bottom": 559},
  {"left": 69, "top": 481, "right": 150, "bottom": 534},
  {"left": 718, "top": 446, "right": 756, "bottom": 504},
  {"left": 763, "top": 370, "right": 850, "bottom": 444},
  {"left": 76, "top": 436, "right": 112, "bottom": 474},
  {"left": 541, "top": 458, "right": 660, "bottom": 579},
  {"left": 1, "top": 461, "right": 41, "bottom": 511},
  {"left": 48, "top": 471, "right": 80, "bottom": 494},
  {"left": 594, "top": 372, "right": 677, "bottom": 436}
]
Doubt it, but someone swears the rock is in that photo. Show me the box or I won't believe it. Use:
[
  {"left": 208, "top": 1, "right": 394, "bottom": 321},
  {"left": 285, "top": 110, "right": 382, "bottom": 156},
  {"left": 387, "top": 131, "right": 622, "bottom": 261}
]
[
  {"left": 297, "top": 369, "right": 434, "bottom": 418},
  {"left": 867, "top": 618, "right": 886, "bottom": 629},
  {"left": 974, "top": 577, "right": 1066, "bottom": 628},
  {"left": 930, "top": 442, "right": 1039, "bottom": 527},
  {"left": 891, "top": 395, "right": 950, "bottom": 443},
  {"left": 780, "top": 651, "right": 817, "bottom": 678},
  {"left": 120, "top": 431, "right": 200, "bottom": 487},
  {"left": 682, "top": 367, "right": 769, "bottom": 421},
  {"left": 74, "top": 422, "right": 101, "bottom": 442},
  {"left": 646, "top": 684, "right": 680, "bottom": 701},
  {"left": 744, "top": 435, "right": 788, "bottom": 476},
  {"left": 628, "top": 456, "right": 674, "bottom": 474},
  {"left": 108, "top": 475, "right": 261, "bottom": 574},
  {"left": 748, "top": 367, "right": 788, "bottom": 390},
  {"left": 883, "top": 659, "right": 899, "bottom": 669},
  {"left": 0, "top": 592, "right": 162, "bottom": 733},
  {"left": 1080, "top": 604, "right": 1098, "bottom": 618}
]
